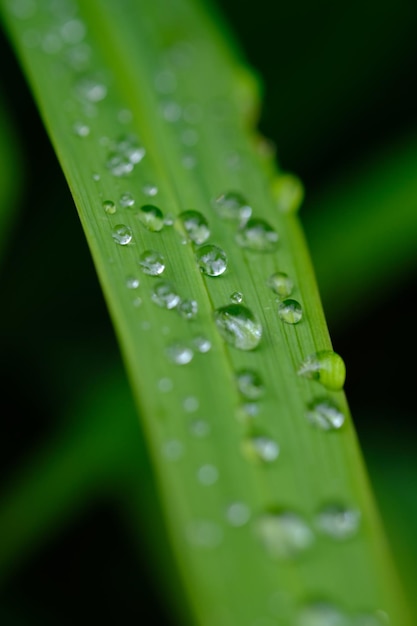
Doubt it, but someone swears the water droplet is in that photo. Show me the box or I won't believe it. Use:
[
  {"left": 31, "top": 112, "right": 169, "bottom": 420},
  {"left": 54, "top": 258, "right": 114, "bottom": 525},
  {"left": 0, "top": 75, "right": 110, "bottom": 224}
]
[
  {"left": 213, "top": 191, "right": 252, "bottom": 223},
  {"left": 126, "top": 276, "right": 139, "bottom": 289},
  {"left": 197, "top": 464, "right": 219, "bottom": 485},
  {"left": 133, "top": 297, "right": 143, "bottom": 308},
  {"left": 186, "top": 520, "right": 223, "bottom": 548},
  {"left": 42, "top": 32, "right": 62, "bottom": 55},
  {"left": 178, "top": 299, "right": 198, "bottom": 319},
  {"left": 117, "top": 109, "right": 133, "bottom": 124},
  {"left": 111, "top": 224, "right": 132, "bottom": 245},
  {"left": 236, "top": 218, "right": 279, "bottom": 252},
  {"left": 231, "top": 291, "right": 243, "bottom": 303},
  {"left": 196, "top": 245, "right": 227, "bottom": 276},
  {"left": 166, "top": 343, "right": 194, "bottom": 364},
  {"left": 92, "top": 172, "right": 101, "bottom": 182},
  {"left": 315, "top": 504, "right": 361, "bottom": 540},
  {"left": 158, "top": 377, "right": 173, "bottom": 392},
  {"left": 272, "top": 173, "right": 304, "bottom": 214},
  {"left": 152, "top": 282, "right": 180, "bottom": 309},
  {"left": 143, "top": 183, "right": 158, "bottom": 197},
  {"left": 76, "top": 75, "right": 107, "bottom": 102},
  {"left": 226, "top": 502, "right": 251, "bottom": 527},
  {"left": 236, "top": 369, "right": 265, "bottom": 400},
  {"left": 182, "top": 154, "right": 197, "bottom": 169},
  {"left": 353, "top": 613, "right": 389, "bottom": 626},
  {"left": 240, "top": 402, "right": 260, "bottom": 418},
  {"left": 164, "top": 214, "right": 174, "bottom": 226},
  {"left": 72, "top": 120, "right": 90, "bottom": 137},
  {"left": 103, "top": 200, "right": 116, "bottom": 215},
  {"left": 162, "top": 439, "right": 184, "bottom": 461},
  {"left": 296, "top": 603, "right": 350, "bottom": 626},
  {"left": 138, "top": 250, "right": 165, "bottom": 276},
  {"left": 242, "top": 436, "right": 279, "bottom": 463},
  {"left": 267, "top": 272, "right": 293, "bottom": 298},
  {"left": 106, "top": 153, "right": 134, "bottom": 177},
  {"left": 119, "top": 192, "right": 135, "bottom": 208},
  {"left": 161, "top": 100, "right": 182, "bottom": 122},
  {"left": 214, "top": 304, "right": 262, "bottom": 350},
  {"left": 192, "top": 336, "right": 212, "bottom": 353},
  {"left": 256, "top": 511, "right": 314, "bottom": 559},
  {"left": 183, "top": 102, "right": 202, "bottom": 124},
  {"left": 306, "top": 399, "right": 345, "bottom": 431},
  {"left": 189, "top": 419, "right": 211, "bottom": 438},
  {"left": 179, "top": 210, "right": 210, "bottom": 245},
  {"left": 8, "top": 0, "right": 37, "bottom": 20},
  {"left": 183, "top": 396, "right": 199, "bottom": 412},
  {"left": 155, "top": 70, "right": 177, "bottom": 94},
  {"left": 298, "top": 351, "right": 346, "bottom": 391},
  {"left": 138, "top": 204, "right": 164, "bottom": 232},
  {"left": 181, "top": 128, "right": 199, "bottom": 146},
  {"left": 278, "top": 299, "right": 303, "bottom": 324},
  {"left": 61, "top": 18, "right": 86, "bottom": 44},
  {"left": 115, "top": 134, "right": 145, "bottom": 164}
]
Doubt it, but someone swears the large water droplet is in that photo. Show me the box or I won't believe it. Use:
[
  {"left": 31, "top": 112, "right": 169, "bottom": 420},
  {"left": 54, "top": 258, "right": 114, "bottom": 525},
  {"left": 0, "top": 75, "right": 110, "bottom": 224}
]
[
  {"left": 267, "top": 272, "right": 293, "bottom": 298},
  {"left": 236, "top": 369, "right": 265, "bottom": 400},
  {"left": 296, "top": 602, "right": 350, "bottom": 626},
  {"left": 139, "top": 250, "right": 165, "bottom": 276},
  {"left": 178, "top": 299, "right": 198, "bottom": 319},
  {"left": 103, "top": 200, "right": 116, "bottom": 215},
  {"left": 315, "top": 504, "right": 361, "bottom": 540},
  {"left": 111, "top": 224, "right": 132, "bottom": 245},
  {"left": 213, "top": 191, "right": 252, "bottom": 223},
  {"left": 256, "top": 511, "right": 314, "bottom": 559},
  {"left": 214, "top": 304, "right": 262, "bottom": 350},
  {"left": 166, "top": 343, "right": 194, "bottom": 365},
  {"left": 119, "top": 192, "right": 135, "bottom": 208},
  {"left": 306, "top": 399, "right": 345, "bottom": 431},
  {"left": 272, "top": 173, "right": 304, "bottom": 214},
  {"left": 278, "top": 299, "right": 303, "bottom": 324},
  {"left": 152, "top": 282, "right": 180, "bottom": 309},
  {"left": 138, "top": 204, "right": 164, "bottom": 232},
  {"left": 243, "top": 435, "right": 279, "bottom": 463},
  {"left": 226, "top": 502, "right": 251, "bottom": 527},
  {"left": 298, "top": 350, "right": 346, "bottom": 391},
  {"left": 196, "top": 245, "right": 227, "bottom": 276},
  {"left": 236, "top": 218, "right": 278, "bottom": 252},
  {"left": 179, "top": 210, "right": 210, "bottom": 245}
]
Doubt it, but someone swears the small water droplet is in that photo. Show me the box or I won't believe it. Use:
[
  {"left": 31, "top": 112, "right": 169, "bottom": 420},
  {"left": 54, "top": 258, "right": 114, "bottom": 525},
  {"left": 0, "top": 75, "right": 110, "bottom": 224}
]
[
  {"left": 126, "top": 276, "right": 139, "bottom": 289},
  {"left": 178, "top": 299, "right": 198, "bottom": 319},
  {"left": 111, "top": 224, "right": 132, "bottom": 245},
  {"left": 152, "top": 282, "right": 180, "bottom": 309},
  {"left": 155, "top": 70, "right": 177, "bottom": 94},
  {"left": 230, "top": 291, "right": 243, "bottom": 304},
  {"left": 242, "top": 436, "right": 279, "bottom": 463},
  {"left": 117, "top": 109, "right": 133, "bottom": 124},
  {"left": 92, "top": 172, "right": 101, "bottom": 182},
  {"left": 42, "top": 32, "right": 62, "bottom": 55},
  {"left": 106, "top": 153, "right": 134, "bottom": 177},
  {"left": 141, "top": 321, "right": 151, "bottom": 330},
  {"left": 138, "top": 204, "right": 164, "bottom": 232},
  {"left": 315, "top": 504, "right": 361, "bottom": 540},
  {"left": 226, "top": 502, "right": 251, "bottom": 527},
  {"left": 181, "top": 128, "right": 199, "bottom": 146},
  {"left": 236, "top": 218, "right": 279, "bottom": 252},
  {"left": 240, "top": 402, "right": 260, "bottom": 418},
  {"left": 214, "top": 304, "right": 262, "bottom": 350},
  {"left": 353, "top": 612, "right": 390, "bottom": 626},
  {"left": 166, "top": 343, "right": 194, "bottom": 365},
  {"left": 306, "top": 399, "right": 345, "bottom": 431},
  {"left": 138, "top": 250, "right": 165, "bottom": 276},
  {"left": 197, "top": 464, "right": 219, "bottom": 485},
  {"left": 143, "top": 183, "right": 158, "bottom": 197},
  {"left": 182, "top": 154, "right": 197, "bottom": 169},
  {"left": 192, "top": 336, "right": 212, "bottom": 353},
  {"left": 236, "top": 369, "right": 265, "bottom": 400},
  {"left": 103, "top": 200, "right": 116, "bottom": 215},
  {"left": 183, "top": 396, "right": 199, "bottom": 412},
  {"left": 298, "top": 351, "right": 346, "bottom": 391},
  {"left": 267, "top": 272, "right": 293, "bottom": 298},
  {"left": 119, "top": 192, "right": 135, "bottom": 208},
  {"left": 179, "top": 210, "right": 210, "bottom": 245},
  {"left": 272, "top": 173, "right": 304, "bottom": 214},
  {"left": 8, "top": 0, "right": 37, "bottom": 20},
  {"left": 186, "top": 520, "right": 223, "bottom": 548},
  {"left": 256, "top": 511, "right": 314, "bottom": 559},
  {"left": 162, "top": 439, "right": 184, "bottom": 461},
  {"left": 213, "top": 191, "right": 252, "bottom": 223},
  {"left": 278, "top": 299, "right": 303, "bottom": 324},
  {"left": 115, "top": 134, "right": 145, "bottom": 164},
  {"left": 183, "top": 102, "right": 202, "bottom": 124},
  {"left": 61, "top": 18, "right": 86, "bottom": 44},
  {"left": 189, "top": 419, "right": 211, "bottom": 438},
  {"left": 132, "top": 297, "right": 142, "bottom": 308},
  {"left": 161, "top": 100, "right": 182, "bottom": 122},
  {"left": 196, "top": 244, "right": 227, "bottom": 276},
  {"left": 72, "top": 120, "right": 90, "bottom": 137},
  {"left": 296, "top": 603, "right": 350, "bottom": 626},
  {"left": 158, "top": 377, "right": 173, "bottom": 392},
  {"left": 76, "top": 75, "right": 107, "bottom": 102}
]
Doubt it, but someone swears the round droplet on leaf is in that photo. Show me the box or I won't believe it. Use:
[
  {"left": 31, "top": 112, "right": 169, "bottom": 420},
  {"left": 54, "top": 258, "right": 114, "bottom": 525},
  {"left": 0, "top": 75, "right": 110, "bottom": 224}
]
[
  {"left": 111, "top": 224, "right": 132, "bottom": 245},
  {"left": 272, "top": 173, "right": 304, "bottom": 214},
  {"left": 295, "top": 602, "right": 350, "bottom": 626},
  {"left": 315, "top": 503, "right": 361, "bottom": 540},
  {"left": 139, "top": 250, "right": 165, "bottom": 276},
  {"left": 256, "top": 510, "right": 314, "bottom": 560},
  {"left": 278, "top": 299, "right": 303, "bottom": 324},
  {"left": 267, "top": 272, "right": 293, "bottom": 298},
  {"left": 298, "top": 350, "right": 346, "bottom": 391},
  {"left": 306, "top": 399, "right": 345, "bottom": 431},
  {"left": 196, "top": 244, "right": 227, "bottom": 276},
  {"left": 242, "top": 435, "right": 279, "bottom": 463},
  {"left": 214, "top": 304, "right": 262, "bottom": 351},
  {"left": 236, "top": 369, "right": 265, "bottom": 400},
  {"left": 179, "top": 210, "right": 210, "bottom": 244},
  {"left": 213, "top": 190, "right": 252, "bottom": 223},
  {"left": 138, "top": 204, "right": 164, "bottom": 232},
  {"left": 236, "top": 218, "right": 279, "bottom": 252},
  {"left": 151, "top": 282, "right": 180, "bottom": 309}
]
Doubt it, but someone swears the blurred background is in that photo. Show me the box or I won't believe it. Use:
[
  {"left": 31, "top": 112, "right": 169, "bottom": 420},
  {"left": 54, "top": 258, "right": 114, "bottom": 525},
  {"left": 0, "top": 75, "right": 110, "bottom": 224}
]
[{"left": 1, "top": 0, "right": 417, "bottom": 623}]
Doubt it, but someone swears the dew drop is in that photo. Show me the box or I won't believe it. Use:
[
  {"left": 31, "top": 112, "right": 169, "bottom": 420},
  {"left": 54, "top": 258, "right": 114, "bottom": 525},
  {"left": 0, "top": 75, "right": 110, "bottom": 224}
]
[
  {"left": 182, "top": 154, "right": 197, "bottom": 169},
  {"left": 306, "top": 399, "right": 345, "bottom": 431},
  {"left": 240, "top": 402, "right": 260, "bottom": 418},
  {"left": 166, "top": 343, "right": 194, "bottom": 365},
  {"left": 115, "top": 134, "right": 145, "bottom": 164},
  {"left": 189, "top": 419, "right": 211, "bottom": 438},
  {"left": 298, "top": 350, "right": 346, "bottom": 391},
  {"left": 226, "top": 502, "right": 251, "bottom": 527},
  {"left": 315, "top": 504, "right": 361, "bottom": 540},
  {"left": 236, "top": 369, "right": 265, "bottom": 400},
  {"left": 192, "top": 336, "right": 212, "bottom": 353},
  {"left": 214, "top": 304, "right": 262, "bottom": 351},
  {"left": 272, "top": 173, "right": 304, "bottom": 214},
  {"left": 76, "top": 75, "right": 107, "bottom": 102},
  {"left": 256, "top": 511, "right": 314, "bottom": 560},
  {"left": 106, "top": 153, "right": 134, "bottom": 177},
  {"left": 119, "top": 192, "right": 135, "bottom": 208},
  {"left": 103, "top": 200, "right": 116, "bottom": 215},
  {"left": 181, "top": 128, "right": 199, "bottom": 146},
  {"left": 158, "top": 377, "right": 173, "bottom": 392},
  {"left": 161, "top": 100, "right": 182, "bottom": 122},
  {"left": 231, "top": 291, "right": 243, "bottom": 303},
  {"left": 72, "top": 120, "right": 90, "bottom": 137},
  {"left": 213, "top": 191, "right": 252, "bottom": 223},
  {"left": 242, "top": 436, "right": 279, "bottom": 463},
  {"left": 162, "top": 439, "right": 184, "bottom": 461},
  {"left": 151, "top": 282, "right": 180, "bottom": 309},
  {"left": 154, "top": 69, "right": 177, "bottom": 94},
  {"left": 138, "top": 250, "right": 165, "bottom": 276},
  {"left": 186, "top": 520, "right": 223, "bottom": 548},
  {"left": 236, "top": 218, "right": 279, "bottom": 252},
  {"left": 117, "top": 109, "right": 133, "bottom": 124},
  {"left": 183, "top": 396, "right": 199, "bottom": 412},
  {"left": 138, "top": 204, "right": 164, "bottom": 232},
  {"left": 196, "top": 244, "right": 227, "bottom": 276},
  {"left": 61, "top": 18, "right": 86, "bottom": 44},
  {"left": 126, "top": 276, "right": 139, "bottom": 289},
  {"left": 132, "top": 297, "right": 143, "bottom": 308},
  {"left": 111, "top": 224, "right": 132, "bottom": 245},
  {"left": 92, "top": 172, "right": 101, "bottom": 182},
  {"left": 178, "top": 299, "right": 198, "bottom": 319},
  {"left": 267, "top": 272, "right": 293, "bottom": 298},
  {"left": 143, "top": 183, "right": 158, "bottom": 197},
  {"left": 278, "top": 299, "right": 303, "bottom": 324},
  {"left": 164, "top": 214, "right": 175, "bottom": 226},
  {"left": 296, "top": 603, "right": 350, "bottom": 626},
  {"left": 353, "top": 612, "right": 390, "bottom": 626},
  {"left": 179, "top": 210, "right": 210, "bottom": 245},
  {"left": 197, "top": 464, "right": 219, "bottom": 485}
]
